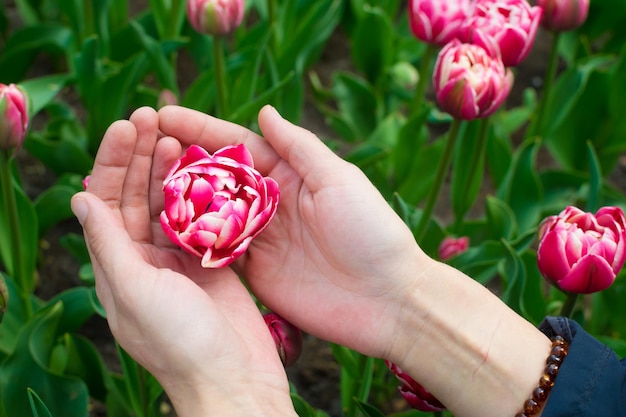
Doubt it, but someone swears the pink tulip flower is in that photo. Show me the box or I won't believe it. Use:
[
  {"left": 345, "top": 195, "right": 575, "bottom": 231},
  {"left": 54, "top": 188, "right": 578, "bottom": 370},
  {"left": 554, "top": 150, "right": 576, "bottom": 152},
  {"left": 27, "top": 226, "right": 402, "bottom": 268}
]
[
  {"left": 82, "top": 175, "right": 91, "bottom": 190},
  {"left": 433, "top": 39, "right": 514, "bottom": 120},
  {"left": 537, "top": 206, "right": 626, "bottom": 294},
  {"left": 385, "top": 361, "right": 446, "bottom": 412},
  {"left": 0, "top": 83, "right": 28, "bottom": 152},
  {"left": 263, "top": 313, "right": 303, "bottom": 367},
  {"left": 160, "top": 144, "right": 279, "bottom": 268},
  {"left": 538, "top": 0, "right": 589, "bottom": 32},
  {"left": 438, "top": 236, "right": 470, "bottom": 260},
  {"left": 186, "top": 0, "right": 245, "bottom": 36},
  {"left": 459, "top": 0, "right": 542, "bottom": 67},
  {"left": 408, "top": 0, "right": 472, "bottom": 46}
]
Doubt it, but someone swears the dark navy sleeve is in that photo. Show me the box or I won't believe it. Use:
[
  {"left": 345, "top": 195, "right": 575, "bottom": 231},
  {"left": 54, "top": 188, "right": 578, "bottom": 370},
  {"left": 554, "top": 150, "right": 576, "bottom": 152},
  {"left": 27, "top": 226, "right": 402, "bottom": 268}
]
[{"left": 538, "top": 316, "right": 626, "bottom": 417}]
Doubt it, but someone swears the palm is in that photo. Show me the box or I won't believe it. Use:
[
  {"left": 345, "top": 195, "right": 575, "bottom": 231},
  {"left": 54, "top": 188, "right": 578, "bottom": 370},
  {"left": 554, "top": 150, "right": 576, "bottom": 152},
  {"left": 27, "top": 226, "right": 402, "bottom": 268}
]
[{"left": 83, "top": 107, "right": 287, "bottom": 390}]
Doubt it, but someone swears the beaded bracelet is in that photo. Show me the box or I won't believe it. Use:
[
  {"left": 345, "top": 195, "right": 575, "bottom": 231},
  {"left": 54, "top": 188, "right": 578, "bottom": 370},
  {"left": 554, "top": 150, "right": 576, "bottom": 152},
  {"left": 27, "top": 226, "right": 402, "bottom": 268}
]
[{"left": 515, "top": 335, "right": 570, "bottom": 417}]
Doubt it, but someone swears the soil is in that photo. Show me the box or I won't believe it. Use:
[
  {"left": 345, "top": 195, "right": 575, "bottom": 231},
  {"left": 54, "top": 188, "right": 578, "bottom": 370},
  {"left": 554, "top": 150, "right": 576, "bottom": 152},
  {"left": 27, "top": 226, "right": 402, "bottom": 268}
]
[{"left": 8, "top": 2, "right": 626, "bottom": 417}]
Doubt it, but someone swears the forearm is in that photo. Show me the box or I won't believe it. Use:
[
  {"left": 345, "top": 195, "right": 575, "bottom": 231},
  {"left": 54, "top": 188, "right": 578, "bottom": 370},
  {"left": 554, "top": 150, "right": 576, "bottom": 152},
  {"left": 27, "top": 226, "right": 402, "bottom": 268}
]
[{"left": 387, "top": 257, "right": 552, "bottom": 417}]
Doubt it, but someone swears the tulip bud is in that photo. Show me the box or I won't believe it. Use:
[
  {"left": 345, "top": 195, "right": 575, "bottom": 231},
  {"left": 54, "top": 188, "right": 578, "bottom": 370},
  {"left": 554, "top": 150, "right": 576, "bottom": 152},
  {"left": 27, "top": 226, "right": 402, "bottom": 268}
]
[
  {"left": 537, "top": 206, "right": 626, "bottom": 294},
  {"left": 433, "top": 40, "right": 514, "bottom": 120},
  {"left": 263, "top": 312, "right": 303, "bottom": 367},
  {"left": 438, "top": 236, "right": 470, "bottom": 260},
  {"left": 408, "top": 0, "right": 471, "bottom": 46},
  {"left": 538, "top": 0, "right": 589, "bottom": 32},
  {"left": 385, "top": 361, "right": 446, "bottom": 412},
  {"left": 82, "top": 175, "right": 91, "bottom": 190},
  {"left": 0, "top": 83, "right": 29, "bottom": 152},
  {"left": 390, "top": 62, "right": 420, "bottom": 92},
  {"left": 157, "top": 89, "right": 179, "bottom": 109},
  {"left": 186, "top": 0, "right": 245, "bottom": 37},
  {"left": 0, "top": 275, "right": 8, "bottom": 324}
]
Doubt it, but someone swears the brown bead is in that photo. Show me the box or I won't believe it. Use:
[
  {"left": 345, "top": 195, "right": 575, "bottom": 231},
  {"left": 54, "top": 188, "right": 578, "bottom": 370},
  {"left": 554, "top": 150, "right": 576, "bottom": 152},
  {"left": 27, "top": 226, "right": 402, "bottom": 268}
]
[
  {"left": 546, "top": 363, "right": 559, "bottom": 379},
  {"left": 539, "top": 373, "right": 555, "bottom": 389},
  {"left": 517, "top": 336, "right": 570, "bottom": 417},
  {"left": 532, "top": 386, "right": 548, "bottom": 402},
  {"left": 523, "top": 398, "right": 541, "bottom": 415},
  {"left": 551, "top": 344, "right": 567, "bottom": 359}
]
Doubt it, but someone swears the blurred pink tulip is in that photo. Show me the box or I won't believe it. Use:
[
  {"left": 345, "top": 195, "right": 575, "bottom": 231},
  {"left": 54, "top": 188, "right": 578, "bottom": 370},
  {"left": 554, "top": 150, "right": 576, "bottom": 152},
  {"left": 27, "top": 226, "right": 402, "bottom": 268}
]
[
  {"left": 0, "top": 83, "right": 28, "bottom": 152},
  {"left": 537, "top": 206, "right": 626, "bottom": 294},
  {"left": 385, "top": 361, "right": 446, "bottom": 412},
  {"left": 160, "top": 144, "right": 279, "bottom": 268},
  {"left": 157, "top": 89, "right": 178, "bottom": 108},
  {"left": 263, "top": 313, "right": 303, "bottom": 367},
  {"left": 82, "top": 175, "right": 91, "bottom": 190},
  {"left": 459, "top": 0, "right": 542, "bottom": 67},
  {"left": 438, "top": 236, "right": 470, "bottom": 260},
  {"left": 538, "top": 0, "right": 589, "bottom": 31},
  {"left": 408, "top": 0, "right": 471, "bottom": 46},
  {"left": 186, "top": 0, "right": 245, "bottom": 36},
  {"left": 433, "top": 39, "right": 514, "bottom": 120}
]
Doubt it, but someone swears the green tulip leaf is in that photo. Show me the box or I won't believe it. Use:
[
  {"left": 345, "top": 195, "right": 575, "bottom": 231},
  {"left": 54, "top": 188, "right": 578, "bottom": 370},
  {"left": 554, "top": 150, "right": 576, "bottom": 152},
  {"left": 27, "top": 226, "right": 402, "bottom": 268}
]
[
  {"left": 351, "top": 7, "right": 394, "bottom": 84},
  {"left": 496, "top": 138, "right": 543, "bottom": 233},
  {"left": 485, "top": 196, "right": 517, "bottom": 241},
  {"left": 0, "top": 24, "right": 72, "bottom": 82},
  {"left": 354, "top": 399, "right": 386, "bottom": 417},
  {"left": 331, "top": 72, "right": 379, "bottom": 141},
  {"left": 586, "top": 141, "right": 602, "bottom": 212},
  {"left": 0, "top": 303, "right": 90, "bottom": 417},
  {"left": 20, "top": 74, "right": 70, "bottom": 117},
  {"left": 34, "top": 184, "right": 78, "bottom": 237},
  {"left": 27, "top": 388, "right": 54, "bottom": 417}
]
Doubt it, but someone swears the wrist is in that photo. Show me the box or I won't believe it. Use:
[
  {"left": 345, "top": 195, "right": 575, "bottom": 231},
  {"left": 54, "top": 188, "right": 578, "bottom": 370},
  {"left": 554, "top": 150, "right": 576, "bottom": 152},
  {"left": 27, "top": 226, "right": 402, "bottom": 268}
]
[
  {"left": 164, "top": 375, "right": 298, "bottom": 417},
  {"left": 385, "top": 257, "right": 552, "bottom": 417}
]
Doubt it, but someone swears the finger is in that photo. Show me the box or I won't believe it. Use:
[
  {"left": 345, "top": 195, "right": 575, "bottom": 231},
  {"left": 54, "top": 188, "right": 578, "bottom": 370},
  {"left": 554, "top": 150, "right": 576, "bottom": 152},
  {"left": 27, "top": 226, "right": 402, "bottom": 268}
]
[
  {"left": 87, "top": 120, "right": 138, "bottom": 208},
  {"left": 150, "top": 136, "right": 183, "bottom": 247},
  {"left": 121, "top": 107, "right": 159, "bottom": 243},
  {"left": 257, "top": 105, "right": 352, "bottom": 192},
  {"left": 71, "top": 192, "right": 148, "bottom": 312},
  {"left": 157, "top": 105, "right": 281, "bottom": 175}
]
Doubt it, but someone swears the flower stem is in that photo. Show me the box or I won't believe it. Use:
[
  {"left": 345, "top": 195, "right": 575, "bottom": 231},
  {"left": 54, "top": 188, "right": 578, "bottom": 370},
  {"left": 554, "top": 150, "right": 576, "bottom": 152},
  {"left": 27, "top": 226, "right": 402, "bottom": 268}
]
[
  {"left": 454, "top": 116, "right": 490, "bottom": 232},
  {"left": 560, "top": 291, "right": 579, "bottom": 318},
  {"left": 415, "top": 118, "right": 463, "bottom": 242},
  {"left": 411, "top": 44, "right": 435, "bottom": 114},
  {"left": 527, "top": 31, "right": 561, "bottom": 139},
  {"left": 0, "top": 151, "right": 32, "bottom": 319},
  {"left": 212, "top": 37, "right": 228, "bottom": 118}
]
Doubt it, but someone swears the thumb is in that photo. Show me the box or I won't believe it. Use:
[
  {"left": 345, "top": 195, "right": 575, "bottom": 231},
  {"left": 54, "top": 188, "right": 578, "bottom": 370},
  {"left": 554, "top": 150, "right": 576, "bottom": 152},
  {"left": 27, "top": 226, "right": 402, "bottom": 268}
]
[{"left": 71, "top": 192, "right": 135, "bottom": 282}]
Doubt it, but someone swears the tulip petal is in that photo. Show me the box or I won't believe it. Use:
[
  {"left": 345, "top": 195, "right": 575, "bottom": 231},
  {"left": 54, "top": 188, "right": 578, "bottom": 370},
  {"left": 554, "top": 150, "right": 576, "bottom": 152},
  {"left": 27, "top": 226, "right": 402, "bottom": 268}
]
[
  {"left": 537, "top": 230, "right": 571, "bottom": 282},
  {"left": 559, "top": 255, "right": 615, "bottom": 294}
]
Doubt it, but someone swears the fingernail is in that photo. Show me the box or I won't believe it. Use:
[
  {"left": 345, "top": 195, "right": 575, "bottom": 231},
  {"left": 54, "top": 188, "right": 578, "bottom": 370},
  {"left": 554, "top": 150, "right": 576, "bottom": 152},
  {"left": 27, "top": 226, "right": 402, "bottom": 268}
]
[{"left": 71, "top": 195, "right": 89, "bottom": 225}]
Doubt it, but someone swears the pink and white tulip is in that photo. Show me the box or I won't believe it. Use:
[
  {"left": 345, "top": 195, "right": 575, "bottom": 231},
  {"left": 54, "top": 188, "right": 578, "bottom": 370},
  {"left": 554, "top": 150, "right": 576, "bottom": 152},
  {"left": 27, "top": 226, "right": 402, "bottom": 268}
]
[
  {"left": 186, "top": 0, "right": 245, "bottom": 37},
  {"left": 433, "top": 39, "right": 514, "bottom": 120},
  {"left": 438, "top": 236, "right": 470, "bottom": 260},
  {"left": 459, "top": 0, "right": 542, "bottom": 67},
  {"left": 407, "top": 0, "right": 471, "bottom": 46},
  {"left": 385, "top": 361, "right": 446, "bottom": 412},
  {"left": 538, "top": 0, "right": 589, "bottom": 32},
  {"left": 537, "top": 206, "right": 626, "bottom": 294},
  {"left": 160, "top": 144, "right": 279, "bottom": 268},
  {"left": 0, "top": 83, "right": 28, "bottom": 152}
]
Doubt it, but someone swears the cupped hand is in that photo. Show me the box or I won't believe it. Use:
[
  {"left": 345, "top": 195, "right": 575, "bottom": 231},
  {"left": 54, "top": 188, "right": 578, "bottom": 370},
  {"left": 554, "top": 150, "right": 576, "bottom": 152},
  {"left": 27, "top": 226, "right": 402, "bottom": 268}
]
[
  {"left": 72, "top": 107, "right": 294, "bottom": 416},
  {"left": 158, "top": 105, "right": 431, "bottom": 359}
]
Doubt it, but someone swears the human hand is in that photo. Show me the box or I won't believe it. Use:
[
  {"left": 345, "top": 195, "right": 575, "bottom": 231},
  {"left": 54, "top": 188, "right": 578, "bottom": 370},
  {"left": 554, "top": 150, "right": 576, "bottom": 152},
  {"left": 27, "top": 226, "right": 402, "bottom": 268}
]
[
  {"left": 157, "top": 105, "right": 433, "bottom": 359},
  {"left": 72, "top": 107, "right": 296, "bottom": 417}
]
